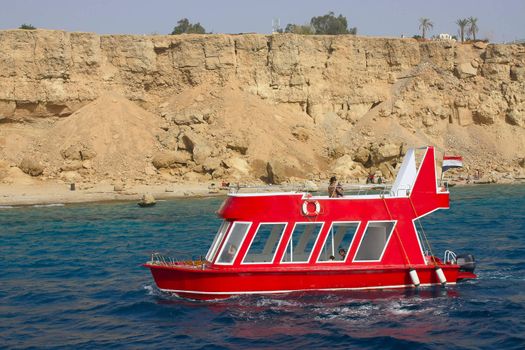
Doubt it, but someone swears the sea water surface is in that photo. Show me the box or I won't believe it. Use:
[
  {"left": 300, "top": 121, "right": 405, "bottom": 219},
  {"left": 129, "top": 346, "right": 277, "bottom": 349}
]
[{"left": 1, "top": 185, "right": 524, "bottom": 349}]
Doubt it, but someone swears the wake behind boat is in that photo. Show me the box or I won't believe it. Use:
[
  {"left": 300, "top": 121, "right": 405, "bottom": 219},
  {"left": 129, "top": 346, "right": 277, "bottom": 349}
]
[{"left": 144, "top": 146, "right": 476, "bottom": 300}]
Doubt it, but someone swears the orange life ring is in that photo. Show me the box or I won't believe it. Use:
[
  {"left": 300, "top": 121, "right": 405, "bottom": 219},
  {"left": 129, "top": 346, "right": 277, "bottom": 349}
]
[{"left": 302, "top": 200, "right": 320, "bottom": 216}]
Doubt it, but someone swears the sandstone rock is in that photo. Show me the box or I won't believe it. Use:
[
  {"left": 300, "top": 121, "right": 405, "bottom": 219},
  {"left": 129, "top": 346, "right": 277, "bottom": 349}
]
[
  {"left": 19, "top": 157, "right": 44, "bottom": 176},
  {"left": 226, "top": 140, "right": 249, "bottom": 155},
  {"left": 399, "top": 143, "right": 408, "bottom": 156},
  {"left": 454, "top": 98, "right": 468, "bottom": 108},
  {"left": 202, "top": 157, "right": 222, "bottom": 173},
  {"left": 266, "top": 161, "right": 285, "bottom": 184},
  {"left": 291, "top": 125, "right": 310, "bottom": 141},
  {"left": 180, "top": 131, "right": 208, "bottom": 152},
  {"left": 60, "top": 161, "right": 83, "bottom": 172},
  {"left": 422, "top": 115, "right": 435, "bottom": 127},
  {"left": 157, "top": 131, "right": 179, "bottom": 151},
  {"left": 331, "top": 155, "right": 367, "bottom": 180},
  {"left": 223, "top": 157, "right": 250, "bottom": 176},
  {"left": 192, "top": 145, "right": 212, "bottom": 165},
  {"left": 353, "top": 146, "right": 371, "bottom": 165},
  {"left": 61, "top": 144, "right": 83, "bottom": 160},
  {"left": 378, "top": 108, "right": 391, "bottom": 118},
  {"left": 171, "top": 111, "right": 205, "bottom": 125},
  {"left": 82, "top": 160, "right": 93, "bottom": 169},
  {"left": 518, "top": 158, "right": 525, "bottom": 168},
  {"left": 114, "top": 184, "right": 124, "bottom": 192},
  {"left": 473, "top": 109, "right": 495, "bottom": 125},
  {"left": 61, "top": 143, "right": 96, "bottom": 161},
  {"left": 328, "top": 145, "right": 348, "bottom": 159},
  {"left": 191, "top": 164, "right": 205, "bottom": 175},
  {"left": 80, "top": 147, "right": 97, "bottom": 160},
  {"left": 456, "top": 107, "right": 473, "bottom": 126},
  {"left": 378, "top": 162, "right": 396, "bottom": 179},
  {"left": 473, "top": 41, "right": 488, "bottom": 50},
  {"left": 212, "top": 167, "right": 225, "bottom": 179},
  {"left": 183, "top": 171, "right": 203, "bottom": 182},
  {"left": 454, "top": 62, "right": 477, "bottom": 78},
  {"left": 481, "top": 63, "right": 510, "bottom": 80},
  {"left": 152, "top": 151, "right": 191, "bottom": 169},
  {"left": 377, "top": 143, "right": 401, "bottom": 161},
  {"left": 474, "top": 99, "right": 501, "bottom": 125},
  {"left": 139, "top": 193, "right": 156, "bottom": 206},
  {"left": 510, "top": 66, "right": 525, "bottom": 82},
  {"left": 506, "top": 109, "right": 524, "bottom": 127}
]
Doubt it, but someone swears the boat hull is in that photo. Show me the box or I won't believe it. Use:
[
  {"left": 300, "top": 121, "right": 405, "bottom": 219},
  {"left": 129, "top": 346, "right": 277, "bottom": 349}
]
[{"left": 146, "top": 264, "right": 462, "bottom": 300}]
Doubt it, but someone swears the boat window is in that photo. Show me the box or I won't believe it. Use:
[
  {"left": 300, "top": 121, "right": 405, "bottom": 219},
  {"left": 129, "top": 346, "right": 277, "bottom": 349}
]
[
  {"left": 318, "top": 222, "right": 359, "bottom": 262},
  {"left": 243, "top": 223, "right": 286, "bottom": 264},
  {"left": 206, "top": 220, "right": 231, "bottom": 262},
  {"left": 216, "top": 222, "right": 251, "bottom": 264},
  {"left": 354, "top": 221, "right": 395, "bottom": 262},
  {"left": 282, "top": 223, "right": 323, "bottom": 263}
]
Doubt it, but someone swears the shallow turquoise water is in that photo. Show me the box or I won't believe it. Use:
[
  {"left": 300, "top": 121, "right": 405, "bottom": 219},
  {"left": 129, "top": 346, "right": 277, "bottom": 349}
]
[{"left": 1, "top": 186, "right": 524, "bottom": 349}]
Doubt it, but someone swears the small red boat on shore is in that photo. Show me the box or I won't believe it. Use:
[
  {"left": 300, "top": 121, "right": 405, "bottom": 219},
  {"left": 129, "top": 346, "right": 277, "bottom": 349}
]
[{"left": 145, "top": 146, "right": 476, "bottom": 300}]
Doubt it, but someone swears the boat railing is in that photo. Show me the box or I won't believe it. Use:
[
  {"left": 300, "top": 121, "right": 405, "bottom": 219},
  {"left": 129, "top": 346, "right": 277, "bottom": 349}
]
[
  {"left": 444, "top": 249, "right": 457, "bottom": 264},
  {"left": 341, "top": 184, "right": 393, "bottom": 197},
  {"left": 229, "top": 183, "right": 394, "bottom": 197},
  {"left": 228, "top": 183, "right": 319, "bottom": 194},
  {"left": 148, "top": 252, "right": 207, "bottom": 269}
]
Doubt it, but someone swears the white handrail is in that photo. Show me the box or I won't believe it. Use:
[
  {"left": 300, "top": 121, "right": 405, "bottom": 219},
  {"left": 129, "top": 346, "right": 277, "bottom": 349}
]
[{"left": 444, "top": 249, "right": 457, "bottom": 264}]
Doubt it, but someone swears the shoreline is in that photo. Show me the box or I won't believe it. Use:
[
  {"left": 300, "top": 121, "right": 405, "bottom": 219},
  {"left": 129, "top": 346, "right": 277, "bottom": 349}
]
[
  {"left": 0, "top": 179, "right": 524, "bottom": 208},
  {"left": 0, "top": 182, "right": 226, "bottom": 207}
]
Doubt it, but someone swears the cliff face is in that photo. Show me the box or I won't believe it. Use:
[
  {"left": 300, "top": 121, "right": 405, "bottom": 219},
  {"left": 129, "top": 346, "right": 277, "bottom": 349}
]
[{"left": 0, "top": 29, "right": 524, "bottom": 185}]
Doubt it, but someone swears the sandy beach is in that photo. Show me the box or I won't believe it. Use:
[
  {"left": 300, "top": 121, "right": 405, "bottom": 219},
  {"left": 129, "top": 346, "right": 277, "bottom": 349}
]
[{"left": 0, "top": 181, "right": 227, "bottom": 207}]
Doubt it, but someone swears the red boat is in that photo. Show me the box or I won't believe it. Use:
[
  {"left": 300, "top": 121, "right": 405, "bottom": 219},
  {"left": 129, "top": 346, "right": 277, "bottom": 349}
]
[{"left": 145, "top": 146, "right": 477, "bottom": 300}]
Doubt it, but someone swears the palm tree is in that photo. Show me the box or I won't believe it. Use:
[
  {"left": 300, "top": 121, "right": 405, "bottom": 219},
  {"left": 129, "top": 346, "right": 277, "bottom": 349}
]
[
  {"left": 419, "top": 18, "right": 433, "bottom": 39},
  {"left": 456, "top": 18, "right": 468, "bottom": 43},
  {"left": 468, "top": 17, "right": 479, "bottom": 41}
]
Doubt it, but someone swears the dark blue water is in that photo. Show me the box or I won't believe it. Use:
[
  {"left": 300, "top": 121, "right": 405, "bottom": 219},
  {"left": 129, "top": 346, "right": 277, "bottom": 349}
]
[{"left": 1, "top": 185, "right": 524, "bottom": 349}]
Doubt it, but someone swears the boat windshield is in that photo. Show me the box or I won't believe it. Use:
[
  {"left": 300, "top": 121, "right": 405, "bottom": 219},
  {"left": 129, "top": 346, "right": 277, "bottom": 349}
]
[{"left": 205, "top": 221, "right": 230, "bottom": 262}]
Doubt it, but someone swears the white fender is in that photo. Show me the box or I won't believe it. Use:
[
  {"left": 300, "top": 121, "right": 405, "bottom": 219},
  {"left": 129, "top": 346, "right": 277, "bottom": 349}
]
[
  {"left": 435, "top": 266, "right": 447, "bottom": 285},
  {"left": 409, "top": 268, "right": 420, "bottom": 287}
]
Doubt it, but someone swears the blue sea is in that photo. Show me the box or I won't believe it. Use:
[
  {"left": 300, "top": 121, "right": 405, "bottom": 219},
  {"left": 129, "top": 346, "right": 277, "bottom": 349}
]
[{"left": 1, "top": 185, "right": 524, "bottom": 349}]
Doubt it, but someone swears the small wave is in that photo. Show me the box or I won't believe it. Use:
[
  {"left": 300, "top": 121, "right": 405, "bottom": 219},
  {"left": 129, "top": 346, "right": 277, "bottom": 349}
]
[
  {"left": 0, "top": 205, "right": 15, "bottom": 209},
  {"left": 315, "top": 304, "right": 379, "bottom": 320},
  {"left": 32, "top": 203, "right": 65, "bottom": 208},
  {"left": 143, "top": 284, "right": 160, "bottom": 296},
  {"left": 254, "top": 297, "right": 304, "bottom": 308},
  {"left": 479, "top": 270, "right": 517, "bottom": 280}
]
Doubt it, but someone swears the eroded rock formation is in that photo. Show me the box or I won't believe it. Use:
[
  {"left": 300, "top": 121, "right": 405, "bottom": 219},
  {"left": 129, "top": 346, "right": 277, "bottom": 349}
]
[{"left": 0, "top": 29, "right": 524, "bottom": 185}]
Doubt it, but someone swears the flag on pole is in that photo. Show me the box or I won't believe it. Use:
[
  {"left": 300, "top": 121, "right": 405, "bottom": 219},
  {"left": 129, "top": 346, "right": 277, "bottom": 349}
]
[{"left": 442, "top": 155, "right": 463, "bottom": 172}]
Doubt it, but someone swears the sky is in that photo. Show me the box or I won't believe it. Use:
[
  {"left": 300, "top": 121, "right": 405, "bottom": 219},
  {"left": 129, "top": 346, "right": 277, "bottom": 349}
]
[{"left": 0, "top": 0, "right": 524, "bottom": 43}]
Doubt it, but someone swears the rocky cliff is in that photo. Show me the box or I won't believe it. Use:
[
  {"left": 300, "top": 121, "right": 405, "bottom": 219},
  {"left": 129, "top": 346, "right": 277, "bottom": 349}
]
[{"left": 0, "top": 29, "right": 524, "bottom": 185}]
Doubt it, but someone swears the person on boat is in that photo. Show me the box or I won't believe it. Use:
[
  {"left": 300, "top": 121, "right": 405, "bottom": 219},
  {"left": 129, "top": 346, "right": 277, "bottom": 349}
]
[
  {"left": 227, "top": 244, "right": 237, "bottom": 260},
  {"left": 338, "top": 248, "right": 346, "bottom": 259},
  {"left": 366, "top": 173, "right": 375, "bottom": 184},
  {"left": 328, "top": 176, "right": 344, "bottom": 198}
]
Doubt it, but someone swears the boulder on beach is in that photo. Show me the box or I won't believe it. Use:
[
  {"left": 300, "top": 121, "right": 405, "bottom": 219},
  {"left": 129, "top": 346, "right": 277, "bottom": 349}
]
[
  {"left": 138, "top": 193, "right": 156, "bottom": 207},
  {"left": 19, "top": 158, "right": 44, "bottom": 176}
]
